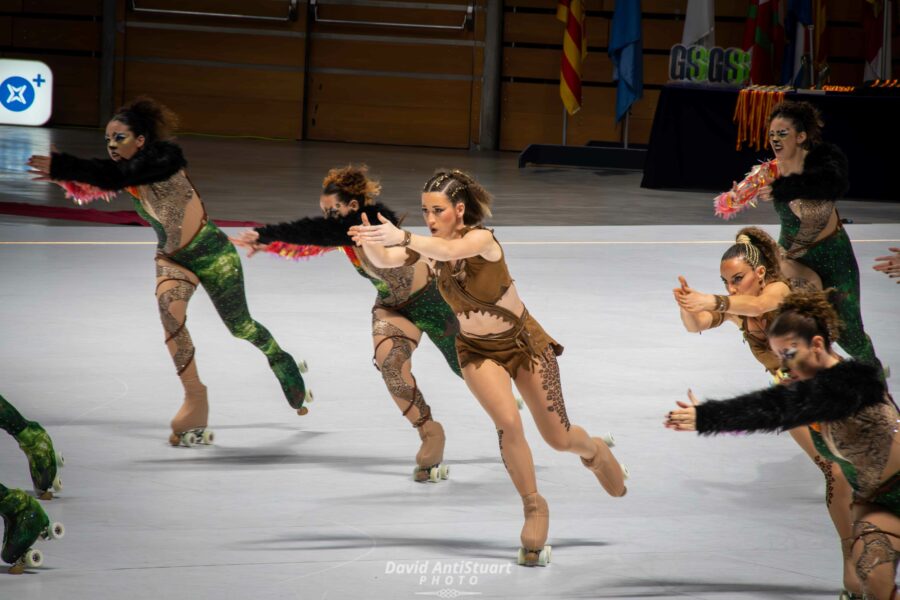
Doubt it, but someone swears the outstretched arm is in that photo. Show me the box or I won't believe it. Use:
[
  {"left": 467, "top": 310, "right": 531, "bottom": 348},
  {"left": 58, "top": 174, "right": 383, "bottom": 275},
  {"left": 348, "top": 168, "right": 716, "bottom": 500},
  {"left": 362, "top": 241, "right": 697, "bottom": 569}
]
[
  {"left": 673, "top": 276, "right": 721, "bottom": 332},
  {"left": 665, "top": 361, "right": 885, "bottom": 434},
  {"left": 675, "top": 277, "right": 789, "bottom": 318},
  {"left": 351, "top": 212, "right": 495, "bottom": 262}
]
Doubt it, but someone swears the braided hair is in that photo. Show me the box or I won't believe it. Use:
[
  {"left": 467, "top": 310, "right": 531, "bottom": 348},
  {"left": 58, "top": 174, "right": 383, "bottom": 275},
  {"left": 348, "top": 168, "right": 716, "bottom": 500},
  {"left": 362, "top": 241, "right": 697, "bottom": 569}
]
[
  {"left": 422, "top": 169, "right": 492, "bottom": 225},
  {"left": 720, "top": 226, "right": 783, "bottom": 282}
]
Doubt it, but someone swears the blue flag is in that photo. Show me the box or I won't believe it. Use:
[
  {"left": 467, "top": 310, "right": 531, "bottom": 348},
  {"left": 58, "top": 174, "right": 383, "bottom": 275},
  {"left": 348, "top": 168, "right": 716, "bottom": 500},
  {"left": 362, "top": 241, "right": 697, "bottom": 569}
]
[
  {"left": 781, "top": 0, "right": 813, "bottom": 86},
  {"left": 609, "top": 0, "right": 643, "bottom": 122}
]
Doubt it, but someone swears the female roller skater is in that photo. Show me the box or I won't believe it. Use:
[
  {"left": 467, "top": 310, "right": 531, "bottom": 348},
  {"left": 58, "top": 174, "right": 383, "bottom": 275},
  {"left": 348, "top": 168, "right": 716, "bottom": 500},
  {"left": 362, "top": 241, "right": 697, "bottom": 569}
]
[
  {"left": 232, "top": 165, "right": 460, "bottom": 482},
  {"left": 673, "top": 229, "right": 860, "bottom": 597},
  {"left": 758, "top": 101, "right": 882, "bottom": 374},
  {"left": 351, "top": 169, "right": 627, "bottom": 566},
  {"left": 666, "top": 291, "right": 899, "bottom": 600},
  {"left": 26, "top": 97, "right": 310, "bottom": 446}
]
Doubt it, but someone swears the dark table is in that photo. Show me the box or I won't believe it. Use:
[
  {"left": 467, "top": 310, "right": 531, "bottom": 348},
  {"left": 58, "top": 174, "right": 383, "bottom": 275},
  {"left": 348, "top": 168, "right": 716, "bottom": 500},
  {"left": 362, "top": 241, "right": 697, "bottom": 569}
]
[{"left": 640, "top": 83, "right": 899, "bottom": 201}]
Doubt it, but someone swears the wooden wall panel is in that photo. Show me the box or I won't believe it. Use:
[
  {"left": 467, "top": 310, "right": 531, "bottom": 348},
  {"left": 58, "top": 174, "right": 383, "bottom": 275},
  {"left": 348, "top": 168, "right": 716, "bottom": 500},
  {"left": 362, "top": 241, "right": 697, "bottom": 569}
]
[
  {"left": 0, "top": 16, "right": 11, "bottom": 46},
  {"left": 303, "top": 1, "right": 483, "bottom": 147},
  {"left": 21, "top": 0, "right": 101, "bottom": 15},
  {"left": 119, "top": 0, "right": 307, "bottom": 138},
  {"left": 1, "top": 3, "right": 102, "bottom": 126},
  {"left": 309, "top": 38, "right": 475, "bottom": 75},
  {"left": 12, "top": 18, "right": 100, "bottom": 52},
  {"left": 307, "top": 73, "right": 472, "bottom": 147}
]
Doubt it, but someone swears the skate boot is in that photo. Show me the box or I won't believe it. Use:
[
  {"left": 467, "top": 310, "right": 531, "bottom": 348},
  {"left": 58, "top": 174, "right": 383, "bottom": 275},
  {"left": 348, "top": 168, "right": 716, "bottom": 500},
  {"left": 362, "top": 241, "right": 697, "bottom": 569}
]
[
  {"left": 269, "top": 353, "right": 313, "bottom": 415},
  {"left": 0, "top": 487, "right": 64, "bottom": 574},
  {"left": 581, "top": 436, "right": 628, "bottom": 497},
  {"left": 15, "top": 422, "right": 63, "bottom": 500},
  {"left": 517, "top": 492, "right": 551, "bottom": 567},
  {"left": 413, "top": 420, "right": 448, "bottom": 482},
  {"left": 169, "top": 384, "right": 215, "bottom": 447},
  {"left": 839, "top": 591, "right": 863, "bottom": 600}
]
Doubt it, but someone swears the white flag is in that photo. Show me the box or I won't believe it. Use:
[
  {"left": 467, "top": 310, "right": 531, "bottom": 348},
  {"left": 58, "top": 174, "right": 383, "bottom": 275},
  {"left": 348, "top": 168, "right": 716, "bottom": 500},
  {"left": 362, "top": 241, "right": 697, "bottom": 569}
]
[{"left": 682, "top": 0, "right": 715, "bottom": 48}]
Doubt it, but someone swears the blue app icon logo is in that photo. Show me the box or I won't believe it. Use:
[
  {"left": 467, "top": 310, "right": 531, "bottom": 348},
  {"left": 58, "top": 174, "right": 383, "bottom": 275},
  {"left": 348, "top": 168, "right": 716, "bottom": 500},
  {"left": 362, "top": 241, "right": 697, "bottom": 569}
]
[{"left": 1, "top": 76, "right": 35, "bottom": 112}]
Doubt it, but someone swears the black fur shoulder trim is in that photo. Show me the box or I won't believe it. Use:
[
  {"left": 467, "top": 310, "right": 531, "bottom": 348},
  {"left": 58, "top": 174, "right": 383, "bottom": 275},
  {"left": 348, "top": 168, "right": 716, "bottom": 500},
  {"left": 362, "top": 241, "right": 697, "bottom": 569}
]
[
  {"left": 696, "top": 361, "right": 885, "bottom": 435},
  {"left": 256, "top": 202, "right": 401, "bottom": 247},
  {"left": 771, "top": 142, "right": 849, "bottom": 202},
  {"left": 50, "top": 141, "right": 187, "bottom": 191}
]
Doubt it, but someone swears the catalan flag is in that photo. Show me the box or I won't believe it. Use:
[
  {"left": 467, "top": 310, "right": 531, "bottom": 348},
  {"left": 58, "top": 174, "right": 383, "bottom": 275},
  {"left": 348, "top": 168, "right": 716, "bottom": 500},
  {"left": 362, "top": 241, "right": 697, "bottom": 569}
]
[{"left": 557, "top": 0, "right": 587, "bottom": 115}]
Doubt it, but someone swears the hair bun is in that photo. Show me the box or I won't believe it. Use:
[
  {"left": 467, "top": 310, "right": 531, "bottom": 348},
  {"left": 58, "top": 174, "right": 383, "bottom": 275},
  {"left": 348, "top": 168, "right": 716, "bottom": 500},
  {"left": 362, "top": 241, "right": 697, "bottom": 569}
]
[{"left": 736, "top": 233, "right": 752, "bottom": 245}]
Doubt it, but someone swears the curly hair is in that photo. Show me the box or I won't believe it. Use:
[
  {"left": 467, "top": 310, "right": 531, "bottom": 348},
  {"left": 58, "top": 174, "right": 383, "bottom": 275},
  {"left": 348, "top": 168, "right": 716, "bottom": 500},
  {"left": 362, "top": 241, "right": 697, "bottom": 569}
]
[
  {"left": 768, "top": 290, "right": 843, "bottom": 350},
  {"left": 422, "top": 169, "right": 492, "bottom": 225},
  {"left": 768, "top": 100, "right": 823, "bottom": 149},
  {"left": 111, "top": 96, "right": 179, "bottom": 145},
  {"left": 721, "top": 226, "right": 783, "bottom": 282},
  {"left": 322, "top": 164, "right": 381, "bottom": 206}
]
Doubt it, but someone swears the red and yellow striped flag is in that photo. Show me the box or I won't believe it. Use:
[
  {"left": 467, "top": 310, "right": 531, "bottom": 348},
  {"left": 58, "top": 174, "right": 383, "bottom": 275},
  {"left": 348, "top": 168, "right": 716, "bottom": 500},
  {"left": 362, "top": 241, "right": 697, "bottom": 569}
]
[{"left": 557, "top": 0, "right": 587, "bottom": 115}]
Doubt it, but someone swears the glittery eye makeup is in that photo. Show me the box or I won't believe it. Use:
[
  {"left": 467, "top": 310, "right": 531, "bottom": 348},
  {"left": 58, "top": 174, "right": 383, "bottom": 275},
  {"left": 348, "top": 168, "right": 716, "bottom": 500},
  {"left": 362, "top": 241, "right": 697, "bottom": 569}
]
[{"left": 768, "top": 129, "right": 790, "bottom": 140}]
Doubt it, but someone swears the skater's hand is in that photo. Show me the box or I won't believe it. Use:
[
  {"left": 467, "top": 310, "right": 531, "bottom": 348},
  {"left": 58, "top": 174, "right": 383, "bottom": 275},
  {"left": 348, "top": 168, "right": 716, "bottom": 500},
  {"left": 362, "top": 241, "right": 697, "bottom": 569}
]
[
  {"left": 26, "top": 145, "right": 57, "bottom": 181},
  {"left": 351, "top": 212, "right": 403, "bottom": 247},
  {"left": 665, "top": 390, "right": 698, "bottom": 431},
  {"left": 873, "top": 248, "right": 900, "bottom": 283},
  {"left": 229, "top": 230, "right": 266, "bottom": 257},
  {"left": 758, "top": 185, "right": 773, "bottom": 202},
  {"left": 674, "top": 280, "right": 716, "bottom": 313}
]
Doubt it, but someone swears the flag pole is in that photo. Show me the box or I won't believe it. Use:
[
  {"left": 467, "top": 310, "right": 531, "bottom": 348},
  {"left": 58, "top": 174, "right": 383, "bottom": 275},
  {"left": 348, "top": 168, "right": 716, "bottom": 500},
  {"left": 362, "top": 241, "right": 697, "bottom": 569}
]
[
  {"left": 808, "top": 24, "right": 815, "bottom": 88},
  {"left": 562, "top": 108, "right": 568, "bottom": 145},
  {"left": 882, "top": 0, "right": 890, "bottom": 78},
  {"left": 623, "top": 111, "right": 630, "bottom": 149}
]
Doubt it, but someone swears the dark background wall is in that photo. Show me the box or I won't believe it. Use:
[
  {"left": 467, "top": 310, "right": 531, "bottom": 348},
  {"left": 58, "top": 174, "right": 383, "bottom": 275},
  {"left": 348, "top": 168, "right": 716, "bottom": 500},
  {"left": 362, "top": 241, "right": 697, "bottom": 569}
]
[{"left": 1, "top": 0, "right": 896, "bottom": 148}]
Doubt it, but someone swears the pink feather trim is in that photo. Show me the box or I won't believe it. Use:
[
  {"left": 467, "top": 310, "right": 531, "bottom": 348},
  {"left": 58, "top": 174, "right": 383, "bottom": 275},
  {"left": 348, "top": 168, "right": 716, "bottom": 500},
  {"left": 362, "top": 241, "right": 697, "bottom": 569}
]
[
  {"left": 58, "top": 181, "right": 118, "bottom": 206},
  {"left": 262, "top": 241, "right": 338, "bottom": 261},
  {"left": 714, "top": 160, "right": 778, "bottom": 220}
]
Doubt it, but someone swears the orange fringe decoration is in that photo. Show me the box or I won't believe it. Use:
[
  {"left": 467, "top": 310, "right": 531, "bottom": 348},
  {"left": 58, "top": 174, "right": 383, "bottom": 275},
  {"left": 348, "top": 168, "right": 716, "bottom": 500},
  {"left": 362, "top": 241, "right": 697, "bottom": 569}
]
[{"left": 733, "top": 86, "right": 788, "bottom": 151}]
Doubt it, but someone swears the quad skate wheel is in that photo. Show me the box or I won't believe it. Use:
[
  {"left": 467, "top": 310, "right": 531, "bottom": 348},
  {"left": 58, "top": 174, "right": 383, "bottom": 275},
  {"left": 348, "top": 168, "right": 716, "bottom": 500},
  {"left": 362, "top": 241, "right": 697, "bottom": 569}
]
[
  {"left": 439, "top": 465, "right": 450, "bottom": 480},
  {"left": 23, "top": 548, "right": 43, "bottom": 568},
  {"left": 621, "top": 464, "right": 630, "bottom": 479},
  {"left": 516, "top": 547, "right": 526, "bottom": 565},
  {"left": 56, "top": 452, "right": 65, "bottom": 467},
  {"left": 600, "top": 433, "right": 615, "bottom": 447},
  {"left": 52, "top": 474, "right": 63, "bottom": 492},
  {"left": 297, "top": 360, "right": 308, "bottom": 374},
  {"left": 538, "top": 545, "right": 552, "bottom": 566},
  {"left": 305, "top": 390, "right": 314, "bottom": 404},
  {"left": 515, "top": 396, "right": 524, "bottom": 410},
  {"left": 201, "top": 430, "right": 215, "bottom": 445},
  {"left": 46, "top": 522, "right": 65, "bottom": 540},
  {"left": 182, "top": 432, "right": 197, "bottom": 447},
  {"left": 428, "top": 467, "right": 441, "bottom": 483}
]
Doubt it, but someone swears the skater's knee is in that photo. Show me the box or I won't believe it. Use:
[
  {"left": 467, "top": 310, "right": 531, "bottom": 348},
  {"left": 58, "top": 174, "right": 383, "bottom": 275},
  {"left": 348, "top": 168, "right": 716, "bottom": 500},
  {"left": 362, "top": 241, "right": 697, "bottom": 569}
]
[{"left": 542, "top": 432, "right": 573, "bottom": 453}]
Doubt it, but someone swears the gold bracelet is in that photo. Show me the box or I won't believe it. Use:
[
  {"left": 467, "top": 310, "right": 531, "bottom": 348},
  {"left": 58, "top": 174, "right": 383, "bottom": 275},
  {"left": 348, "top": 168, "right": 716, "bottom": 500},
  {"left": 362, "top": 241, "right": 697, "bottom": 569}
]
[
  {"left": 713, "top": 294, "right": 731, "bottom": 313},
  {"left": 398, "top": 230, "right": 412, "bottom": 247}
]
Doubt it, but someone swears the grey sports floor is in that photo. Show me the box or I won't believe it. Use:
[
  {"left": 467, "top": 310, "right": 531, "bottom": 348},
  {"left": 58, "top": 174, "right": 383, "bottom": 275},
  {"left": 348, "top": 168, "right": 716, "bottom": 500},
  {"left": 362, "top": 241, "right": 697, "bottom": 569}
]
[{"left": 1, "top": 126, "right": 899, "bottom": 599}]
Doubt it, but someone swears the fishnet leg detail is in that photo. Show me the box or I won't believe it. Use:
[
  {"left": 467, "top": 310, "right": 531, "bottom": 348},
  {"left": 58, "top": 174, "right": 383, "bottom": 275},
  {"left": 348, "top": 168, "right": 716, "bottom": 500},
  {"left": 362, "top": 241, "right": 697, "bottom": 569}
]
[
  {"left": 156, "top": 273, "right": 197, "bottom": 376},
  {"left": 373, "top": 316, "right": 430, "bottom": 427},
  {"left": 851, "top": 520, "right": 900, "bottom": 591}
]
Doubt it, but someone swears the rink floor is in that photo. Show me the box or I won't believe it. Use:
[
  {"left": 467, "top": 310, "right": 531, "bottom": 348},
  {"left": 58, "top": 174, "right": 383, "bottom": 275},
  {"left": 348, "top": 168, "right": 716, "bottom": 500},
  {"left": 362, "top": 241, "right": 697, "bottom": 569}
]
[{"left": 1, "top": 221, "right": 898, "bottom": 599}]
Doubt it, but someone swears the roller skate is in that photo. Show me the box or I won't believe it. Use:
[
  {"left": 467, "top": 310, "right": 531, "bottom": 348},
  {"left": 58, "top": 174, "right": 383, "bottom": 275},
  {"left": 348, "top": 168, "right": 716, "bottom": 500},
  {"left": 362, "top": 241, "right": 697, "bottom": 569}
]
[
  {"left": 270, "top": 354, "right": 313, "bottom": 415},
  {"left": 839, "top": 591, "right": 862, "bottom": 600},
  {"left": 517, "top": 492, "right": 550, "bottom": 567},
  {"left": 1, "top": 488, "right": 64, "bottom": 574},
  {"left": 581, "top": 436, "right": 628, "bottom": 497},
  {"left": 15, "top": 423, "right": 63, "bottom": 500},
  {"left": 169, "top": 385, "right": 215, "bottom": 447},
  {"left": 413, "top": 420, "right": 448, "bottom": 483}
]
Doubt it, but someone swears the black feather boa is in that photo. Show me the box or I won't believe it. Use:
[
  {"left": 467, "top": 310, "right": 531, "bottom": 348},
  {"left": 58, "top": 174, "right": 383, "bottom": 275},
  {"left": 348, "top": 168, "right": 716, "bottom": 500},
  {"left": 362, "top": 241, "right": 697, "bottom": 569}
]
[
  {"left": 771, "top": 142, "right": 849, "bottom": 202},
  {"left": 696, "top": 361, "right": 886, "bottom": 435},
  {"left": 255, "top": 203, "right": 402, "bottom": 247},
  {"left": 50, "top": 141, "right": 187, "bottom": 191}
]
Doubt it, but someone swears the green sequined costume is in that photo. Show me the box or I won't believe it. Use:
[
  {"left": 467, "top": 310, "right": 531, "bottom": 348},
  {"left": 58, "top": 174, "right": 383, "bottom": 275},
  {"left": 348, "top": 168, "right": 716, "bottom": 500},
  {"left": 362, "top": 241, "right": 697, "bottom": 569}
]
[
  {"left": 775, "top": 202, "right": 881, "bottom": 371},
  {"left": 158, "top": 218, "right": 308, "bottom": 409},
  {"left": 0, "top": 485, "right": 51, "bottom": 568},
  {"left": 770, "top": 142, "right": 882, "bottom": 373},
  {"left": 0, "top": 395, "right": 59, "bottom": 497}
]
